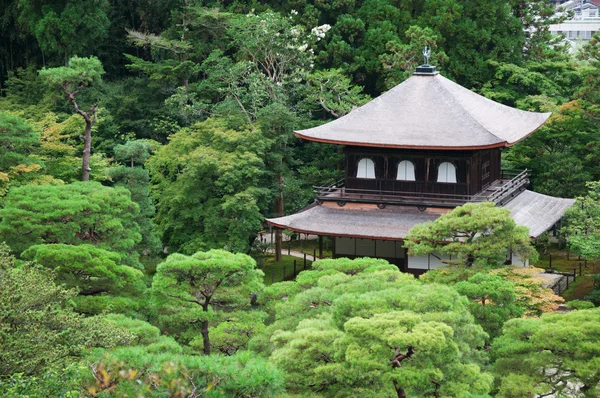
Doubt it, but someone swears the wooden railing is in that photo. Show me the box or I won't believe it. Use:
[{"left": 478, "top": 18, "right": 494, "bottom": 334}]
[
  {"left": 314, "top": 169, "right": 529, "bottom": 208},
  {"left": 485, "top": 169, "right": 529, "bottom": 205}
]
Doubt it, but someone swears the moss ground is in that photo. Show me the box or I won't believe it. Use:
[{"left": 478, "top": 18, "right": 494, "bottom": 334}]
[
  {"left": 258, "top": 255, "right": 313, "bottom": 285},
  {"left": 286, "top": 237, "right": 333, "bottom": 258},
  {"left": 533, "top": 244, "right": 599, "bottom": 301}
]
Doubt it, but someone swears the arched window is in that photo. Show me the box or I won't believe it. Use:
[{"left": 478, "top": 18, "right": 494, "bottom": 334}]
[
  {"left": 356, "top": 158, "right": 376, "bottom": 179},
  {"left": 437, "top": 162, "right": 457, "bottom": 183},
  {"left": 396, "top": 160, "right": 416, "bottom": 181}
]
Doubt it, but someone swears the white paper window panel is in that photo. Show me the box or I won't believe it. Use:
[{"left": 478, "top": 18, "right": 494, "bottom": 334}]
[
  {"left": 397, "top": 160, "right": 416, "bottom": 181},
  {"left": 437, "top": 162, "right": 457, "bottom": 183},
  {"left": 407, "top": 253, "right": 451, "bottom": 270},
  {"left": 357, "top": 158, "right": 376, "bottom": 179}
]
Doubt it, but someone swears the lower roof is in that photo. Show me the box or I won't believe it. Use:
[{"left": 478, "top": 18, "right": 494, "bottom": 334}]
[
  {"left": 266, "top": 190, "right": 575, "bottom": 239},
  {"left": 503, "top": 190, "right": 575, "bottom": 238}
]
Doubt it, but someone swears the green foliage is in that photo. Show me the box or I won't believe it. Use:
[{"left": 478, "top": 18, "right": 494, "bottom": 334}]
[
  {"left": 193, "top": 310, "right": 268, "bottom": 356},
  {"left": 113, "top": 139, "right": 156, "bottom": 167},
  {"left": 455, "top": 273, "right": 523, "bottom": 341},
  {"left": 17, "top": 0, "right": 110, "bottom": 61},
  {"left": 578, "top": 32, "right": 600, "bottom": 121},
  {"left": 301, "top": 68, "right": 370, "bottom": 117},
  {"left": 0, "top": 243, "right": 136, "bottom": 377},
  {"left": 30, "top": 113, "right": 111, "bottom": 183},
  {"left": 565, "top": 299, "right": 596, "bottom": 310},
  {"left": 151, "top": 249, "right": 264, "bottom": 354},
  {"left": 0, "top": 182, "right": 142, "bottom": 266},
  {"left": 585, "top": 290, "right": 600, "bottom": 307},
  {"left": 504, "top": 101, "right": 600, "bottom": 197},
  {"left": 380, "top": 25, "right": 448, "bottom": 87},
  {"left": 492, "top": 308, "right": 600, "bottom": 397},
  {"left": 72, "top": 295, "right": 149, "bottom": 318},
  {"left": 255, "top": 257, "right": 492, "bottom": 397},
  {"left": 481, "top": 60, "right": 581, "bottom": 109},
  {"left": 147, "top": 118, "right": 269, "bottom": 253},
  {"left": 109, "top": 139, "right": 162, "bottom": 256},
  {"left": 405, "top": 202, "right": 537, "bottom": 267},
  {"left": 0, "top": 364, "right": 90, "bottom": 398},
  {"left": 562, "top": 182, "right": 600, "bottom": 260},
  {"left": 85, "top": 349, "right": 284, "bottom": 397},
  {"left": 39, "top": 56, "right": 104, "bottom": 93},
  {"left": 0, "top": 112, "right": 45, "bottom": 194},
  {"left": 421, "top": 265, "right": 564, "bottom": 316},
  {"left": 21, "top": 244, "right": 144, "bottom": 296},
  {"left": 0, "top": 112, "right": 39, "bottom": 170}
]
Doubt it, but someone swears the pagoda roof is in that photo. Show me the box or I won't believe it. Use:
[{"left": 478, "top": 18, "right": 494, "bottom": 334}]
[
  {"left": 267, "top": 191, "right": 574, "bottom": 239},
  {"left": 296, "top": 74, "right": 550, "bottom": 150}
]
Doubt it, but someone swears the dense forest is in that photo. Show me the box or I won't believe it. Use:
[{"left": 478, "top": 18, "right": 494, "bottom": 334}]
[{"left": 1, "top": 0, "right": 600, "bottom": 397}]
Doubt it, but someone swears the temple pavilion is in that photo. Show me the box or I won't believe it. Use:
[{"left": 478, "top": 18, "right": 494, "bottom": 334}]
[{"left": 267, "top": 63, "right": 575, "bottom": 275}]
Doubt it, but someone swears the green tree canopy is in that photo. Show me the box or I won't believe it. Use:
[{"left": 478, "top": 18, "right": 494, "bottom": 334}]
[
  {"left": 21, "top": 244, "right": 144, "bottom": 296},
  {"left": 562, "top": 181, "right": 600, "bottom": 260},
  {"left": 147, "top": 118, "right": 269, "bottom": 254},
  {"left": 17, "top": 0, "right": 110, "bottom": 61},
  {"left": 253, "top": 257, "right": 492, "bottom": 397},
  {"left": 0, "top": 182, "right": 142, "bottom": 266},
  {"left": 0, "top": 112, "right": 39, "bottom": 170},
  {"left": 455, "top": 273, "right": 523, "bottom": 342},
  {"left": 404, "top": 202, "right": 537, "bottom": 267},
  {"left": 151, "top": 249, "right": 264, "bottom": 355},
  {"left": 113, "top": 139, "right": 156, "bottom": 168},
  {"left": 39, "top": 56, "right": 105, "bottom": 181},
  {"left": 492, "top": 308, "right": 600, "bottom": 397},
  {"left": 0, "top": 244, "right": 135, "bottom": 377}
]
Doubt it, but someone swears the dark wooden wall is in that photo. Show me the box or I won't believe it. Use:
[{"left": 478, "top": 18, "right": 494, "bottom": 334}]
[{"left": 344, "top": 147, "right": 501, "bottom": 196}]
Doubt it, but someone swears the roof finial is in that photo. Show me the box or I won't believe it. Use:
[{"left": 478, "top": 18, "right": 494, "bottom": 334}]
[{"left": 423, "top": 46, "right": 431, "bottom": 66}]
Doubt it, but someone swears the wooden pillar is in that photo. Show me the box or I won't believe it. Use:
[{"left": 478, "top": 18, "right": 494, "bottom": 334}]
[
  {"left": 275, "top": 228, "right": 282, "bottom": 262},
  {"left": 319, "top": 236, "right": 323, "bottom": 258}
]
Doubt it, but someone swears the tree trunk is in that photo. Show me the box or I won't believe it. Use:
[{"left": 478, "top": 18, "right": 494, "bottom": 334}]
[
  {"left": 393, "top": 381, "right": 406, "bottom": 398},
  {"left": 201, "top": 319, "right": 210, "bottom": 355},
  {"left": 64, "top": 86, "right": 97, "bottom": 182},
  {"left": 82, "top": 120, "right": 92, "bottom": 181},
  {"left": 274, "top": 173, "right": 284, "bottom": 262}
]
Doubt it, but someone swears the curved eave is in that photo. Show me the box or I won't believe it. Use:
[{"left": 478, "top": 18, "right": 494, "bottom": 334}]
[
  {"left": 294, "top": 131, "right": 510, "bottom": 150},
  {"left": 294, "top": 117, "right": 549, "bottom": 150},
  {"left": 266, "top": 219, "right": 403, "bottom": 241}
]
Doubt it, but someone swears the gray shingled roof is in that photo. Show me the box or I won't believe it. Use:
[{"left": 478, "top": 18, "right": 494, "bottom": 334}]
[
  {"left": 503, "top": 190, "right": 575, "bottom": 238},
  {"left": 296, "top": 74, "right": 550, "bottom": 149},
  {"left": 267, "top": 204, "right": 440, "bottom": 240},
  {"left": 267, "top": 191, "right": 574, "bottom": 239}
]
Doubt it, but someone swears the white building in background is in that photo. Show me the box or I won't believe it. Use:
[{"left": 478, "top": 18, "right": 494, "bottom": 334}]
[{"left": 550, "top": 0, "right": 600, "bottom": 42}]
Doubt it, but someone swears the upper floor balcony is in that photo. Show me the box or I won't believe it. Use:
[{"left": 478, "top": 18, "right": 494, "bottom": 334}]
[{"left": 314, "top": 169, "right": 529, "bottom": 208}]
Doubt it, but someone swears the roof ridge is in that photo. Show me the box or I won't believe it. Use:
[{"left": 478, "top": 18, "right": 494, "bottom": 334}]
[{"left": 432, "top": 75, "right": 506, "bottom": 145}]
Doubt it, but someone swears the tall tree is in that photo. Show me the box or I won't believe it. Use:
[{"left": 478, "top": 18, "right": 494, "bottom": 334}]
[
  {"left": 151, "top": 249, "right": 264, "bottom": 355},
  {"left": 109, "top": 140, "right": 162, "bottom": 256},
  {"left": 39, "top": 56, "right": 104, "bottom": 181},
  {"left": 146, "top": 118, "right": 269, "bottom": 254}
]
